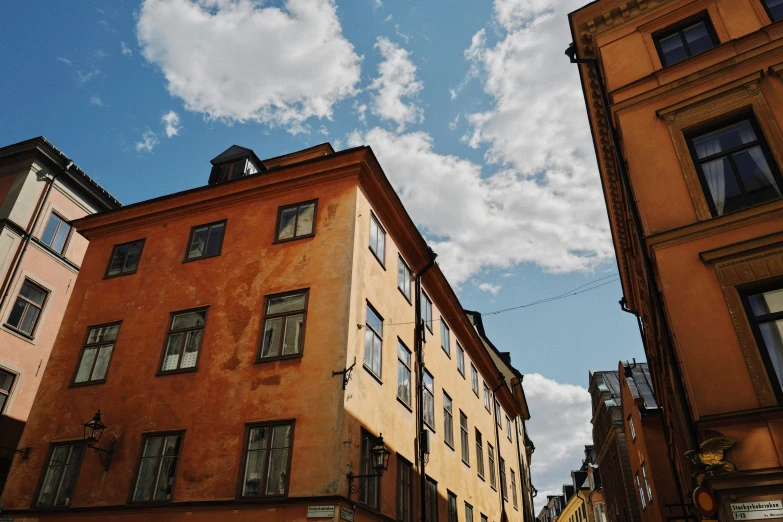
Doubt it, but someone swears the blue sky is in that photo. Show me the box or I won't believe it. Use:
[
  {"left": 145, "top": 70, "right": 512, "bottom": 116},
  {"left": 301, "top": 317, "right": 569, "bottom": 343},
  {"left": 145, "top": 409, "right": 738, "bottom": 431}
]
[{"left": 1, "top": 0, "right": 644, "bottom": 503}]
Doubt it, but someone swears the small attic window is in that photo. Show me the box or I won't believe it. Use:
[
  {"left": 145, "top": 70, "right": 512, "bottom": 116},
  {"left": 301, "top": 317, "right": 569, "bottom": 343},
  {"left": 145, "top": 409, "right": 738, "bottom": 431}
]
[
  {"left": 209, "top": 145, "right": 264, "bottom": 185},
  {"left": 216, "top": 159, "right": 249, "bottom": 183}
]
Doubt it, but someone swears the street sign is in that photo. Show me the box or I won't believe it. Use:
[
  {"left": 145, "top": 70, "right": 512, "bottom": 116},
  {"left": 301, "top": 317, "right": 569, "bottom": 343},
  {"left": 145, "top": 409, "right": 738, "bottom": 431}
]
[
  {"left": 340, "top": 506, "right": 355, "bottom": 521},
  {"left": 307, "top": 505, "right": 336, "bottom": 518},
  {"left": 731, "top": 501, "right": 783, "bottom": 520}
]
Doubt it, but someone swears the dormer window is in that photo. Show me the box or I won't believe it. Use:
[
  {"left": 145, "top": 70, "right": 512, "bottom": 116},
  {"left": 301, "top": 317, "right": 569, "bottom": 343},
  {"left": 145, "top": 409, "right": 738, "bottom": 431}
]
[
  {"left": 208, "top": 145, "right": 264, "bottom": 185},
  {"left": 216, "top": 159, "right": 250, "bottom": 183}
]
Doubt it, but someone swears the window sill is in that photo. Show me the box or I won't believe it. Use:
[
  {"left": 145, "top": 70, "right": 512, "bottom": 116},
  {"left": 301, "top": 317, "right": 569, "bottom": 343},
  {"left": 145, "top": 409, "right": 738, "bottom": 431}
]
[
  {"left": 398, "top": 286, "right": 412, "bottom": 305},
  {"left": 423, "top": 422, "right": 436, "bottom": 433},
  {"left": 490, "top": 485, "right": 497, "bottom": 492},
  {"left": 462, "top": 459, "right": 470, "bottom": 468},
  {"left": 363, "top": 364, "right": 383, "bottom": 385},
  {"left": 445, "top": 440, "right": 455, "bottom": 451},
  {"left": 182, "top": 253, "right": 222, "bottom": 264},
  {"left": 369, "top": 247, "right": 386, "bottom": 271},
  {"left": 156, "top": 367, "right": 199, "bottom": 377},
  {"left": 2, "top": 324, "right": 36, "bottom": 343},
  {"left": 103, "top": 269, "right": 139, "bottom": 280},
  {"left": 441, "top": 347, "right": 451, "bottom": 359},
  {"left": 69, "top": 379, "right": 107, "bottom": 388},
  {"left": 255, "top": 353, "right": 304, "bottom": 364},
  {"left": 273, "top": 233, "right": 316, "bottom": 245},
  {"left": 397, "top": 396, "right": 413, "bottom": 412},
  {"left": 478, "top": 474, "right": 485, "bottom": 482}
]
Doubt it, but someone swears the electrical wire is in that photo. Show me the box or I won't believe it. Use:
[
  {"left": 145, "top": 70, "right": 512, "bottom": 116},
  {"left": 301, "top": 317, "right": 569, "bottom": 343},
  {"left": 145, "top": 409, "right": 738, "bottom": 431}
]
[{"left": 378, "top": 273, "right": 620, "bottom": 327}]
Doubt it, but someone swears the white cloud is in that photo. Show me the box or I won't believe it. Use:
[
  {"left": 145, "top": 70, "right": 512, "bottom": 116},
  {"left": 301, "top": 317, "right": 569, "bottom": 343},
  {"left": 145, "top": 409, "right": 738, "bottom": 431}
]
[
  {"left": 478, "top": 282, "right": 501, "bottom": 295},
  {"left": 121, "top": 41, "right": 133, "bottom": 56},
  {"left": 135, "top": 130, "right": 159, "bottom": 152},
  {"left": 95, "top": 49, "right": 109, "bottom": 59},
  {"left": 368, "top": 37, "right": 423, "bottom": 132},
  {"left": 56, "top": 57, "right": 72, "bottom": 66},
  {"left": 394, "top": 24, "right": 410, "bottom": 44},
  {"left": 373, "top": 0, "right": 382, "bottom": 7},
  {"left": 136, "top": 0, "right": 362, "bottom": 133},
  {"left": 77, "top": 68, "right": 100, "bottom": 83},
  {"left": 460, "top": 0, "right": 612, "bottom": 272},
  {"left": 448, "top": 113, "right": 460, "bottom": 130},
  {"left": 90, "top": 95, "right": 104, "bottom": 107},
  {"left": 354, "top": 101, "right": 368, "bottom": 123},
  {"left": 348, "top": 127, "right": 611, "bottom": 283},
  {"left": 523, "top": 373, "right": 592, "bottom": 512},
  {"left": 161, "top": 110, "right": 182, "bottom": 138}
]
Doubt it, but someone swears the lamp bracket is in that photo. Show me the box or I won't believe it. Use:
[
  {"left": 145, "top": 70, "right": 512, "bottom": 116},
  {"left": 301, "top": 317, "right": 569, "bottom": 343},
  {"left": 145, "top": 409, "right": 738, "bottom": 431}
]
[
  {"left": 347, "top": 471, "right": 382, "bottom": 495},
  {"left": 87, "top": 436, "right": 116, "bottom": 472},
  {"left": 332, "top": 357, "right": 356, "bottom": 390},
  {"left": 0, "top": 444, "right": 31, "bottom": 460}
]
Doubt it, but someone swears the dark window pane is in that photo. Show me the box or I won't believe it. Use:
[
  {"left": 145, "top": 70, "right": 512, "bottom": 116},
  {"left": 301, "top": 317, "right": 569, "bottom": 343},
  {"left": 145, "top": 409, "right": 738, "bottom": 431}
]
[
  {"left": 296, "top": 203, "right": 315, "bottom": 236},
  {"left": 172, "top": 310, "right": 206, "bottom": 330},
  {"left": 188, "top": 227, "right": 208, "bottom": 258},
  {"left": 682, "top": 22, "right": 714, "bottom": 55},
  {"left": 366, "top": 305, "right": 383, "bottom": 335},
  {"left": 767, "top": 0, "right": 783, "bottom": 21},
  {"left": 734, "top": 147, "right": 781, "bottom": 206},
  {"left": 21, "top": 282, "right": 47, "bottom": 306},
  {"left": 261, "top": 317, "right": 282, "bottom": 358},
  {"left": 108, "top": 244, "right": 129, "bottom": 275},
  {"left": 282, "top": 314, "right": 303, "bottom": 355},
  {"left": 750, "top": 288, "right": 783, "bottom": 317},
  {"left": 659, "top": 33, "right": 688, "bottom": 65},
  {"left": 19, "top": 305, "right": 41, "bottom": 335},
  {"left": 268, "top": 293, "right": 306, "bottom": 314},
  {"left": 205, "top": 223, "right": 225, "bottom": 256},
  {"left": 0, "top": 370, "right": 14, "bottom": 393},
  {"left": 278, "top": 207, "right": 298, "bottom": 240},
  {"left": 124, "top": 242, "right": 143, "bottom": 271},
  {"left": 701, "top": 157, "right": 742, "bottom": 215},
  {"left": 41, "top": 215, "right": 60, "bottom": 247},
  {"left": 7, "top": 299, "right": 25, "bottom": 329},
  {"left": 52, "top": 222, "right": 71, "bottom": 254},
  {"left": 693, "top": 120, "right": 756, "bottom": 159}
]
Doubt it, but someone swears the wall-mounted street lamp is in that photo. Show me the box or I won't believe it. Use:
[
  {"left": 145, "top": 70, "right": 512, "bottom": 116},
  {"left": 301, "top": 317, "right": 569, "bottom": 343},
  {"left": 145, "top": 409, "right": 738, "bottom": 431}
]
[
  {"left": 347, "top": 434, "right": 391, "bottom": 496},
  {"left": 83, "top": 410, "right": 115, "bottom": 471}
]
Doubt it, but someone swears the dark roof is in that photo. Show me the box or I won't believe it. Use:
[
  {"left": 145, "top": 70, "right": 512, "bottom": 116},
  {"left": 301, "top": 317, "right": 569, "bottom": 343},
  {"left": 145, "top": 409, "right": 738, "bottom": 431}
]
[
  {"left": 464, "top": 309, "right": 523, "bottom": 381},
  {"left": 622, "top": 361, "right": 658, "bottom": 410},
  {"left": 0, "top": 137, "right": 121, "bottom": 210},
  {"left": 593, "top": 370, "right": 621, "bottom": 402},
  {"left": 210, "top": 144, "right": 264, "bottom": 168}
]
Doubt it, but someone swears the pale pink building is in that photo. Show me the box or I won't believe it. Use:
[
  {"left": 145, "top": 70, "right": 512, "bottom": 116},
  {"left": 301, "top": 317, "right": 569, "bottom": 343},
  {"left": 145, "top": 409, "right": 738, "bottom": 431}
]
[{"left": 0, "top": 137, "right": 119, "bottom": 493}]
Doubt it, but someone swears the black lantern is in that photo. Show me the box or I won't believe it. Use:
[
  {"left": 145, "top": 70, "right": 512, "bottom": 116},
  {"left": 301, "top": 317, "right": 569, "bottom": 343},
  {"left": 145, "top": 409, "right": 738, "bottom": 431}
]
[
  {"left": 347, "top": 433, "right": 391, "bottom": 497},
  {"left": 370, "top": 435, "right": 391, "bottom": 474},
  {"left": 83, "top": 410, "right": 107, "bottom": 445},
  {"left": 83, "top": 410, "right": 116, "bottom": 472}
]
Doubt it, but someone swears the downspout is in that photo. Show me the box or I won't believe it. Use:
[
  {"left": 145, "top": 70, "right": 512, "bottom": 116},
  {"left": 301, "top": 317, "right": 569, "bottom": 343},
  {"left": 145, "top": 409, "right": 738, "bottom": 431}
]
[
  {"left": 565, "top": 43, "right": 696, "bottom": 500},
  {"left": 493, "top": 377, "right": 508, "bottom": 521},
  {"left": 0, "top": 161, "right": 72, "bottom": 312},
  {"left": 415, "top": 247, "right": 437, "bottom": 522},
  {"left": 512, "top": 379, "right": 530, "bottom": 521}
]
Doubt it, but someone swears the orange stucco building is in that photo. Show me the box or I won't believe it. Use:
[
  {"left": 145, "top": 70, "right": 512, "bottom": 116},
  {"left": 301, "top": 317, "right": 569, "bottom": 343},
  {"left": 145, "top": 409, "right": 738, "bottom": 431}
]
[
  {"left": 0, "top": 138, "right": 119, "bottom": 494},
  {"left": 0, "top": 142, "right": 534, "bottom": 522},
  {"left": 569, "top": 0, "right": 783, "bottom": 518}
]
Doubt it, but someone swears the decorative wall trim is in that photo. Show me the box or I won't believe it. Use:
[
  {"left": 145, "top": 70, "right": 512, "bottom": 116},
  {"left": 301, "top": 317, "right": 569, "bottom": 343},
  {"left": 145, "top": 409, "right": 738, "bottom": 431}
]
[
  {"left": 707, "top": 245, "right": 783, "bottom": 407},
  {"left": 657, "top": 71, "right": 783, "bottom": 220}
]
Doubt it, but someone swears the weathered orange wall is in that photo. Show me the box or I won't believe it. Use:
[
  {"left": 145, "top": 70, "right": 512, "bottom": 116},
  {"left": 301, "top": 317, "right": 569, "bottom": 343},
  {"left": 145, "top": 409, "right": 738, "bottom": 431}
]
[
  {"left": 2, "top": 148, "right": 529, "bottom": 521},
  {"left": 2, "top": 173, "right": 358, "bottom": 509},
  {"left": 570, "top": 0, "right": 783, "bottom": 508}
]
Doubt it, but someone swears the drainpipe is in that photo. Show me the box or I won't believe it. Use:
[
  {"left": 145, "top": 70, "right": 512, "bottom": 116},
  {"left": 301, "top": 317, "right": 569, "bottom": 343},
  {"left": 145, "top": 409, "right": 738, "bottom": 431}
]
[
  {"left": 415, "top": 247, "right": 437, "bottom": 522},
  {"left": 565, "top": 43, "right": 696, "bottom": 499},
  {"left": 511, "top": 379, "right": 530, "bottom": 521},
  {"left": 0, "top": 161, "right": 72, "bottom": 311},
  {"left": 493, "top": 376, "right": 508, "bottom": 521}
]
